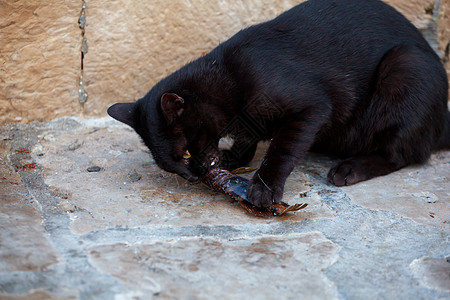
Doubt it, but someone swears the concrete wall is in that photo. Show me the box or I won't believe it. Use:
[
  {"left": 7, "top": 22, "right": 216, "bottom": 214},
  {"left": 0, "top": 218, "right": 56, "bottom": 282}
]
[{"left": 1, "top": 0, "right": 449, "bottom": 124}]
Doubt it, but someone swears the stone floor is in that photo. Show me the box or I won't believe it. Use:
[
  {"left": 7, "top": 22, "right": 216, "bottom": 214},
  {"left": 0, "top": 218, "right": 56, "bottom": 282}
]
[{"left": 0, "top": 117, "right": 449, "bottom": 300}]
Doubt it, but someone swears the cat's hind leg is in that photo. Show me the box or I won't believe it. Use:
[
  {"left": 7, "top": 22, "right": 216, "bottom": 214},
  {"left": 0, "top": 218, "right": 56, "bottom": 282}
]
[
  {"left": 328, "top": 45, "right": 448, "bottom": 186},
  {"left": 328, "top": 155, "right": 400, "bottom": 186}
]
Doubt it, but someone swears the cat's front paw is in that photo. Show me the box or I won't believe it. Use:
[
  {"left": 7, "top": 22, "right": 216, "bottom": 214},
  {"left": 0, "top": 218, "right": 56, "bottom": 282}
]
[{"left": 247, "top": 173, "right": 283, "bottom": 209}]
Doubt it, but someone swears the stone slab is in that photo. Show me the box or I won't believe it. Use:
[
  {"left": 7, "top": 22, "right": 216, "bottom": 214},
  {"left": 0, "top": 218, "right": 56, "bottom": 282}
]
[
  {"left": 88, "top": 232, "right": 340, "bottom": 299},
  {"left": 0, "top": 117, "right": 449, "bottom": 299},
  {"left": 0, "top": 138, "right": 59, "bottom": 272},
  {"left": 0, "top": 290, "right": 77, "bottom": 300},
  {"left": 35, "top": 121, "right": 332, "bottom": 235},
  {"left": 342, "top": 152, "right": 450, "bottom": 232},
  {"left": 410, "top": 257, "right": 450, "bottom": 293}
]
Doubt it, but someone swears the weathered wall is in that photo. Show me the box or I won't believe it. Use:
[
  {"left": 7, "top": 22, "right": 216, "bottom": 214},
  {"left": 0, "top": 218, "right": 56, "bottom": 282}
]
[
  {"left": 386, "top": 0, "right": 436, "bottom": 28},
  {"left": 82, "top": 0, "right": 304, "bottom": 116},
  {"left": 1, "top": 0, "right": 449, "bottom": 124},
  {"left": 438, "top": 0, "right": 450, "bottom": 87},
  {"left": 0, "top": 1, "right": 80, "bottom": 124}
]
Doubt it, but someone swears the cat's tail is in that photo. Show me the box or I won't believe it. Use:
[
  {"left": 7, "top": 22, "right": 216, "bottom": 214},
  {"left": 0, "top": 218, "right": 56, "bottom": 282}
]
[{"left": 435, "top": 110, "right": 450, "bottom": 150}]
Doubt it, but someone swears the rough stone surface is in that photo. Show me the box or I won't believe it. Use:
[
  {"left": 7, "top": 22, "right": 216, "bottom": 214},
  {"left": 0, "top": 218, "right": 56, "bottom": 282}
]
[
  {"left": 88, "top": 233, "right": 340, "bottom": 299},
  {"left": 410, "top": 257, "right": 450, "bottom": 292},
  {"left": 0, "top": 1, "right": 81, "bottom": 124},
  {"left": 438, "top": 0, "right": 450, "bottom": 94},
  {"left": 0, "top": 134, "right": 59, "bottom": 273},
  {"left": 0, "top": 117, "right": 449, "bottom": 299},
  {"left": 342, "top": 152, "right": 450, "bottom": 232},
  {"left": 1, "top": 0, "right": 448, "bottom": 125},
  {"left": 0, "top": 290, "right": 76, "bottom": 300},
  {"left": 385, "top": 0, "right": 436, "bottom": 29},
  {"left": 35, "top": 122, "right": 328, "bottom": 235},
  {"left": 83, "top": 0, "right": 449, "bottom": 117},
  {"left": 82, "top": 0, "right": 303, "bottom": 117}
]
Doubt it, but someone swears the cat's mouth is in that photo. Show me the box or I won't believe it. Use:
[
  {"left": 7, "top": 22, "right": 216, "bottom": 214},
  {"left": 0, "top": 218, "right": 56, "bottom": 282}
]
[{"left": 183, "top": 150, "right": 220, "bottom": 179}]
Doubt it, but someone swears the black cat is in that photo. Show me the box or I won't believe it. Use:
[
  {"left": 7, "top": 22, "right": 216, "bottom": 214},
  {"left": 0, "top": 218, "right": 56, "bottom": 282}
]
[{"left": 108, "top": 0, "right": 449, "bottom": 209}]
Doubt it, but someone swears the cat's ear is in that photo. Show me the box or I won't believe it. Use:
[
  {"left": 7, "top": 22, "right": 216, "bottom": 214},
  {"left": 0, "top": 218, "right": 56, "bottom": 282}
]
[
  {"left": 161, "top": 93, "right": 185, "bottom": 124},
  {"left": 107, "top": 102, "right": 137, "bottom": 128}
]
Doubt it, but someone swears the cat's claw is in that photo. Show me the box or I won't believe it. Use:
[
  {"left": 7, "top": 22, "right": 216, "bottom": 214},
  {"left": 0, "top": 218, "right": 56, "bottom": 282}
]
[{"left": 247, "top": 175, "right": 283, "bottom": 209}]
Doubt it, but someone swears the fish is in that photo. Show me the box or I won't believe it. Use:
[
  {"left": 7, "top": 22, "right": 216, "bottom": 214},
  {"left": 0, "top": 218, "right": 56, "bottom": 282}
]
[{"left": 203, "top": 168, "right": 307, "bottom": 217}]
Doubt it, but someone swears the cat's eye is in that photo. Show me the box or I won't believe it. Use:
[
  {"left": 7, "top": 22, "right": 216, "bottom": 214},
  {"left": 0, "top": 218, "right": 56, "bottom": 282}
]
[{"left": 183, "top": 150, "right": 191, "bottom": 159}]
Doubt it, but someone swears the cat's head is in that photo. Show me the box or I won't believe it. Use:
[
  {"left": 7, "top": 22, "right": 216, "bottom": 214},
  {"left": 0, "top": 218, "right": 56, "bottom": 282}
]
[{"left": 107, "top": 92, "right": 222, "bottom": 181}]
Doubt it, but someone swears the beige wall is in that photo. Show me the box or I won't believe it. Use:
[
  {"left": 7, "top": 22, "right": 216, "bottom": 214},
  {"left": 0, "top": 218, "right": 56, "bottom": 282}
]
[
  {"left": 1, "top": 0, "right": 449, "bottom": 124},
  {"left": 438, "top": 0, "right": 450, "bottom": 86},
  {"left": 1, "top": 1, "right": 80, "bottom": 124}
]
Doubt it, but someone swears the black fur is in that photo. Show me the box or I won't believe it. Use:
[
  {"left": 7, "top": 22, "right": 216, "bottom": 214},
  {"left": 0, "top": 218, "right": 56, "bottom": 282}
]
[{"left": 108, "top": 0, "right": 449, "bottom": 209}]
